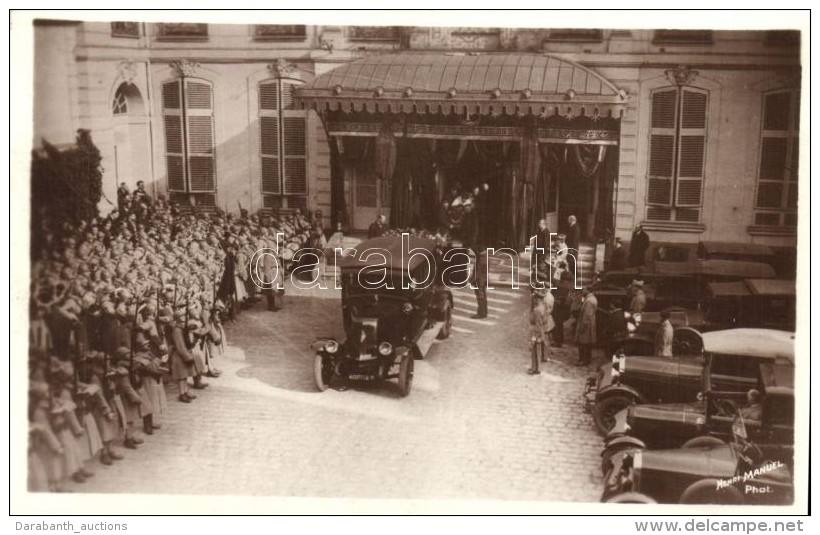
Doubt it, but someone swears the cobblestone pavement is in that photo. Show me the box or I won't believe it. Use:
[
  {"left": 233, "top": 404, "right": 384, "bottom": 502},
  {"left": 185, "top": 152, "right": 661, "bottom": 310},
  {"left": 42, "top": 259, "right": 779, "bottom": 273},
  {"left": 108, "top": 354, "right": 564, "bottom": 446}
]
[{"left": 67, "top": 269, "right": 608, "bottom": 503}]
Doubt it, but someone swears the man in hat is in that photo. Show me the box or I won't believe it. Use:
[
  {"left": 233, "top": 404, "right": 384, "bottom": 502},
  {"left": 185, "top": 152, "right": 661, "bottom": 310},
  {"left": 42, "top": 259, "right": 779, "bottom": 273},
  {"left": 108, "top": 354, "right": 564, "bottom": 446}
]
[
  {"left": 529, "top": 286, "right": 555, "bottom": 375},
  {"left": 531, "top": 218, "right": 551, "bottom": 276},
  {"left": 471, "top": 246, "right": 489, "bottom": 319},
  {"left": 575, "top": 287, "right": 597, "bottom": 366},
  {"left": 565, "top": 215, "right": 581, "bottom": 277},
  {"left": 551, "top": 270, "right": 573, "bottom": 348},
  {"left": 629, "top": 225, "right": 650, "bottom": 268},
  {"left": 609, "top": 237, "right": 628, "bottom": 271},
  {"left": 654, "top": 310, "right": 674, "bottom": 357},
  {"left": 460, "top": 201, "right": 479, "bottom": 249},
  {"left": 368, "top": 213, "right": 388, "bottom": 239},
  {"left": 627, "top": 279, "right": 647, "bottom": 314}
]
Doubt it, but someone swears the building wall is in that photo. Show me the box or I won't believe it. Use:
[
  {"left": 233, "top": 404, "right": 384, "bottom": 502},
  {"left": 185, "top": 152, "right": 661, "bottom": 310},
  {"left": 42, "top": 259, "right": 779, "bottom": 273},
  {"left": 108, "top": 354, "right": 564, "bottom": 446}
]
[{"left": 32, "top": 21, "right": 800, "bottom": 245}]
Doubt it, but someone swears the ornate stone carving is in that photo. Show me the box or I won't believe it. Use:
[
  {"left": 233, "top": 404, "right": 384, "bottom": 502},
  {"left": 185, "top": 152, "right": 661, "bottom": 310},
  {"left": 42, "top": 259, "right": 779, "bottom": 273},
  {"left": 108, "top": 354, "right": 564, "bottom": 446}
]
[
  {"left": 116, "top": 60, "right": 138, "bottom": 84},
  {"left": 170, "top": 59, "right": 200, "bottom": 78},
  {"left": 665, "top": 65, "right": 699, "bottom": 87},
  {"left": 270, "top": 59, "right": 298, "bottom": 79}
]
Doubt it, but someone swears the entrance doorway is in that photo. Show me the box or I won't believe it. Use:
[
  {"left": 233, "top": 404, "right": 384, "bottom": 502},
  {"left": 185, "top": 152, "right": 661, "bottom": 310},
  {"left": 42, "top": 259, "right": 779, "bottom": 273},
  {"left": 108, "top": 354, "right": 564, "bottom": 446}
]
[
  {"left": 557, "top": 166, "right": 591, "bottom": 240},
  {"left": 350, "top": 164, "right": 391, "bottom": 231}
]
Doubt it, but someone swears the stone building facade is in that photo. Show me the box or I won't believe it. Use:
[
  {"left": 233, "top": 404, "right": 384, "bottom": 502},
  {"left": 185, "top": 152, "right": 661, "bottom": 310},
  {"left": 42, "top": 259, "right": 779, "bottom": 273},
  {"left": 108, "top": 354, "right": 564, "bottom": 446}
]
[{"left": 32, "top": 21, "right": 801, "bottom": 248}]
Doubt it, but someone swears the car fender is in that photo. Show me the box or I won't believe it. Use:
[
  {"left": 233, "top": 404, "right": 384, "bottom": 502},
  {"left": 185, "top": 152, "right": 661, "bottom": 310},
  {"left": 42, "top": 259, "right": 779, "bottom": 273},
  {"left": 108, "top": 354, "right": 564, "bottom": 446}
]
[
  {"left": 310, "top": 338, "right": 339, "bottom": 353},
  {"left": 605, "top": 435, "right": 647, "bottom": 451},
  {"left": 598, "top": 383, "right": 649, "bottom": 404}
]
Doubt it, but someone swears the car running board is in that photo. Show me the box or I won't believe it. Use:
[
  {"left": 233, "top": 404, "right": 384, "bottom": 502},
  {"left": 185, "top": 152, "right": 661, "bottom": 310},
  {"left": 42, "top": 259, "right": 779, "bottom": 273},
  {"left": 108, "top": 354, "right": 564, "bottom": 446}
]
[{"left": 414, "top": 321, "right": 445, "bottom": 358}]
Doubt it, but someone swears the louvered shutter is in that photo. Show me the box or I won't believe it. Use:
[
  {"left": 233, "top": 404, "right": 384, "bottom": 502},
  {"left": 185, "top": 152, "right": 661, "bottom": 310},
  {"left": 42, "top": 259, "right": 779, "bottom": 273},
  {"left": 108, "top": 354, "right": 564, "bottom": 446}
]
[
  {"left": 282, "top": 81, "right": 307, "bottom": 195},
  {"left": 185, "top": 80, "right": 215, "bottom": 192},
  {"left": 259, "top": 82, "right": 281, "bottom": 194},
  {"left": 675, "top": 89, "right": 707, "bottom": 217},
  {"left": 647, "top": 89, "right": 677, "bottom": 217},
  {"left": 162, "top": 81, "right": 186, "bottom": 192}
]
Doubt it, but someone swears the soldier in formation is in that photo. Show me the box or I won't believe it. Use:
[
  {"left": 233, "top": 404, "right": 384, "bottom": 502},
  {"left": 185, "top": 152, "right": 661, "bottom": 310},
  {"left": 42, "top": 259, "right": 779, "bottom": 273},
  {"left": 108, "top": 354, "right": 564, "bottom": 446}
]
[{"left": 28, "top": 191, "right": 313, "bottom": 492}]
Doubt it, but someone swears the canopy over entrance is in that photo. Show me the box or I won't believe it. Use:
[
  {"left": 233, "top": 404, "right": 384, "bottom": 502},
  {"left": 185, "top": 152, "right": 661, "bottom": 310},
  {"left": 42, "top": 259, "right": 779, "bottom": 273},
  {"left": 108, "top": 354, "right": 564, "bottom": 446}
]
[{"left": 295, "top": 52, "right": 628, "bottom": 121}]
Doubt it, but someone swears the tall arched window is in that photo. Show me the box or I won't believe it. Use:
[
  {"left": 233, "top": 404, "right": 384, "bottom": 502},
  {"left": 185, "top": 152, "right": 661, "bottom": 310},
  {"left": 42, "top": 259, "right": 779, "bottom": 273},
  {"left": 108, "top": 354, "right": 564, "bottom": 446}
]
[
  {"left": 162, "top": 78, "right": 215, "bottom": 206},
  {"left": 646, "top": 86, "right": 708, "bottom": 223},
  {"left": 258, "top": 78, "right": 307, "bottom": 210}
]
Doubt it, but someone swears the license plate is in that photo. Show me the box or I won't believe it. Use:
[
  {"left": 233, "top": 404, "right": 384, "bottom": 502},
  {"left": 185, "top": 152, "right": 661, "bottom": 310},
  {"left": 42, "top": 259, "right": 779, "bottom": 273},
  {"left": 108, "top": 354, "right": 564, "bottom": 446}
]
[{"left": 348, "top": 374, "right": 373, "bottom": 381}]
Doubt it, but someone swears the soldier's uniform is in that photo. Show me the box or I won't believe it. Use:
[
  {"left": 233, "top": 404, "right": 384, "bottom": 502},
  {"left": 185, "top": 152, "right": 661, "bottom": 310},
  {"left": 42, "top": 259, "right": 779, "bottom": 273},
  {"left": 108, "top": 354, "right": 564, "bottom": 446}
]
[{"left": 471, "top": 248, "right": 488, "bottom": 319}]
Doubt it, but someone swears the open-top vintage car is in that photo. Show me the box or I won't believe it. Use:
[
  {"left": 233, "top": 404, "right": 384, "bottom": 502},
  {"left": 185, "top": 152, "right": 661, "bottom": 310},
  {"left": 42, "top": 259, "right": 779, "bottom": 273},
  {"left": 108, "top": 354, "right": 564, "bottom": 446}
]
[
  {"left": 585, "top": 329, "right": 794, "bottom": 436},
  {"left": 601, "top": 410, "right": 793, "bottom": 505},
  {"left": 602, "top": 357, "right": 794, "bottom": 475},
  {"left": 311, "top": 235, "right": 454, "bottom": 397}
]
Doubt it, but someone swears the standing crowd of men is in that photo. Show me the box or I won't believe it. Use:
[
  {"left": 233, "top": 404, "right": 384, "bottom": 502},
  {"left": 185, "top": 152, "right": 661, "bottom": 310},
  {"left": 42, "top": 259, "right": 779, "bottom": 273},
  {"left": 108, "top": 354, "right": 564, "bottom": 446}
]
[{"left": 28, "top": 184, "right": 314, "bottom": 492}]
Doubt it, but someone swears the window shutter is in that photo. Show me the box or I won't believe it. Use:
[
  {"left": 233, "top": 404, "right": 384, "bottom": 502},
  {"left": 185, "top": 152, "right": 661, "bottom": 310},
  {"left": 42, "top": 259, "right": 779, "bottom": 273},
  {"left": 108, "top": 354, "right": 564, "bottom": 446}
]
[
  {"left": 163, "top": 81, "right": 186, "bottom": 192},
  {"left": 260, "top": 116, "right": 281, "bottom": 194},
  {"left": 647, "top": 88, "right": 678, "bottom": 216},
  {"left": 259, "top": 79, "right": 308, "bottom": 199},
  {"left": 184, "top": 81, "right": 215, "bottom": 192},
  {"left": 282, "top": 116, "right": 307, "bottom": 194},
  {"left": 259, "top": 82, "right": 279, "bottom": 111},
  {"left": 675, "top": 88, "right": 707, "bottom": 213}
]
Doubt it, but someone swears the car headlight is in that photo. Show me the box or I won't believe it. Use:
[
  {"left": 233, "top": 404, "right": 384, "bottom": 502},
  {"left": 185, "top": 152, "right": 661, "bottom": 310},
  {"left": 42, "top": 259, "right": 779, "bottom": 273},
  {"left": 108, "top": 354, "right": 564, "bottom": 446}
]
[
  {"left": 623, "top": 311, "right": 631, "bottom": 320},
  {"left": 401, "top": 302, "right": 414, "bottom": 314},
  {"left": 612, "top": 368, "right": 620, "bottom": 381},
  {"left": 626, "top": 322, "right": 637, "bottom": 333},
  {"left": 324, "top": 340, "right": 339, "bottom": 354},
  {"left": 378, "top": 341, "right": 393, "bottom": 356},
  {"left": 633, "top": 313, "right": 641, "bottom": 326}
]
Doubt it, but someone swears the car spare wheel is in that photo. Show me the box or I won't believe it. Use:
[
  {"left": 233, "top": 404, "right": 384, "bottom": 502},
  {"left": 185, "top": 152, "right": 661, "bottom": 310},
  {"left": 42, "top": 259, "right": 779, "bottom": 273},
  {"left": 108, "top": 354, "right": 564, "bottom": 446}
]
[
  {"left": 397, "top": 353, "right": 414, "bottom": 397},
  {"left": 313, "top": 353, "right": 332, "bottom": 392},
  {"left": 679, "top": 479, "right": 744, "bottom": 505},
  {"left": 673, "top": 327, "right": 704, "bottom": 355},
  {"left": 605, "top": 492, "right": 657, "bottom": 504},
  {"left": 437, "top": 300, "right": 452, "bottom": 340},
  {"left": 681, "top": 436, "right": 725, "bottom": 449},
  {"left": 593, "top": 394, "right": 636, "bottom": 436}
]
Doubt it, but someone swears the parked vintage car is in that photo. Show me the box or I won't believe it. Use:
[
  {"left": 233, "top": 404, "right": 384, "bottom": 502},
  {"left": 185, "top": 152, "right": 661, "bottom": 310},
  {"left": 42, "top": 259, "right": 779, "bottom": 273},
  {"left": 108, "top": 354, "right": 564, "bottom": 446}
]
[
  {"left": 592, "top": 260, "right": 777, "bottom": 314},
  {"left": 698, "top": 241, "right": 775, "bottom": 265},
  {"left": 311, "top": 235, "right": 453, "bottom": 397},
  {"left": 602, "top": 359, "right": 794, "bottom": 474},
  {"left": 703, "top": 278, "right": 796, "bottom": 332},
  {"left": 585, "top": 329, "right": 794, "bottom": 436},
  {"left": 601, "top": 413, "right": 793, "bottom": 505}
]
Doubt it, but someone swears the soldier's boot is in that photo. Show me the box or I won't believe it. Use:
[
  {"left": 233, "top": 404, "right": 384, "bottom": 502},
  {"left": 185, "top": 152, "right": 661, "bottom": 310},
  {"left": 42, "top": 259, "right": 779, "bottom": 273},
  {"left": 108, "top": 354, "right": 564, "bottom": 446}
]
[
  {"left": 192, "top": 375, "right": 209, "bottom": 389},
  {"left": 143, "top": 415, "right": 154, "bottom": 435},
  {"left": 100, "top": 449, "right": 112, "bottom": 465},
  {"left": 79, "top": 465, "right": 94, "bottom": 478}
]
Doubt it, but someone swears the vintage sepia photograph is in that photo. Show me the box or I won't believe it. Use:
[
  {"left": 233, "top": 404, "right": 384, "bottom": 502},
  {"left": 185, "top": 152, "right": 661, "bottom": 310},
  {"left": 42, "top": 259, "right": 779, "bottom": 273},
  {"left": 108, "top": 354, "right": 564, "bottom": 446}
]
[{"left": 11, "top": 9, "right": 809, "bottom": 515}]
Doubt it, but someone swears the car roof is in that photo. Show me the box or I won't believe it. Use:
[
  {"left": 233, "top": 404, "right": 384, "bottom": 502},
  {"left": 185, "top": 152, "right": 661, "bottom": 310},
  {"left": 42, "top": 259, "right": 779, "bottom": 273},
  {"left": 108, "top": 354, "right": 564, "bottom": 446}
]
[
  {"left": 699, "top": 241, "right": 774, "bottom": 257},
  {"left": 702, "top": 329, "right": 795, "bottom": 361},
  {"left": 707, "top": 281, "right": 751, "bottom": 297},
  {"left": 339, "top": 235, "right": 438, "bottom": 273},
  {"left": 745, "top": 278, "right": 796, "bottom": 296},
  {"left": 697, "top": 260, "right": 776, "bottom": 279}
]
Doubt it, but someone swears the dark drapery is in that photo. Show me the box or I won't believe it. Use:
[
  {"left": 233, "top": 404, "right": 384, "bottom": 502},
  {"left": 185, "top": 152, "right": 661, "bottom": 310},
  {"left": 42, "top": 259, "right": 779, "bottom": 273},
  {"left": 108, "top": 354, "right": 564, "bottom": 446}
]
[
  {"left": 374, "top": 123, "right": 397, "bottom": 182},
  {"left": 329, "top": 136, "right": 348, "bottom": 232}
]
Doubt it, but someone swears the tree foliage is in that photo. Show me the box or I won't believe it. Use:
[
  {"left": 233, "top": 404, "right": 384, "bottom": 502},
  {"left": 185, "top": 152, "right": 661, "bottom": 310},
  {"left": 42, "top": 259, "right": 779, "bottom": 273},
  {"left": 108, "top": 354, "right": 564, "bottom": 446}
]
[{"left": 31, "top": 129, "right": 103, "bottom": 256}]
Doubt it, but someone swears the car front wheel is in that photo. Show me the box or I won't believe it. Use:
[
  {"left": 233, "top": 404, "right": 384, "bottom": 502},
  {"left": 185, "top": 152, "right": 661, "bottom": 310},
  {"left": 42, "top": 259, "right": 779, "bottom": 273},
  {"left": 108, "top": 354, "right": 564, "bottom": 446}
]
[
  {"left": 593, "top": 394, "right": 636, "bottom": 436},
  {"left": 313, "top": 353, "right": 332, "bottom": 392},
  {"left": 397, "top": 354, "right": 414, "bottom": 397},
  {"left": 605, "top": 492, "right": 656, "bottom": 504},
  {"left": 680, "top": 479, "right": 744, "bottom": 504}
]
